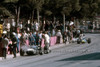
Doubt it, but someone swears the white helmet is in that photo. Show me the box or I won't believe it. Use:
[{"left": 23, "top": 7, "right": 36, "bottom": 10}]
[{"left": 12, "top": 32, "right": 16, "bottom": 36}]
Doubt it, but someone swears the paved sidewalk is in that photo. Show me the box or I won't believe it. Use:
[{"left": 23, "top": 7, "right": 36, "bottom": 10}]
[
  {"left": 0, "top": 53, "right": 20, "bottom": 61},
  {"left": 0, "top": 42, "right": 70, "bottom": 61}
]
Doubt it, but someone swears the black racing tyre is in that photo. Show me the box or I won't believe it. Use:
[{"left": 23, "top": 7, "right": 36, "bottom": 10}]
[
  {"left": 77, "top": 39, "right": 81, "bottom": 44},
  {"left": 20, "top": 49, "right": 24, "bottom": 56},
  {"left": 26, "top": 52, "right": 34, "bottom": 55},
  {"left": 39, "top": 52, "right": 44, "bottom": 55},
  {"left": 87, "top": 38, "right": 91, "bottom": 44},
  {"left": 39, "top": 47, "right": 44, "bottom": 55}
]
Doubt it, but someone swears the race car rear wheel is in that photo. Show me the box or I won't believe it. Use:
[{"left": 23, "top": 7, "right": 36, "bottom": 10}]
[
  {"left": 39, "top": 51, "right": 44, "bottom": 55},
  {"left": 20, "top": 49, "right": 25, "bottom": 56},
  {"left": 87, "top": 38, "right": 91, "bottom": 44}
]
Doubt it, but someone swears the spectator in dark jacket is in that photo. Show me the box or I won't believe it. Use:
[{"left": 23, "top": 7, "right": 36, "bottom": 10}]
[
  {"left": 2, "top": 35, "right": 9, "bottom": 59},
  {"left": 29, "top": 32, "right": 35, "bottom": 45},
  {"left": 35, "top": 32, "right": 40, "bottom": 45},
  {"left": 11, "top": 33, "right": 17, "bottom": 58}
]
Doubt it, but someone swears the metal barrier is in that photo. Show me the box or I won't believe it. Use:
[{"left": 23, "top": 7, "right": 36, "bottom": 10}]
[{"left": 41, "top": 36, "right": 57, "bottom": 47}]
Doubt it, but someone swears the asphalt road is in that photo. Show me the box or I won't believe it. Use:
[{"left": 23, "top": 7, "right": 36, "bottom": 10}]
[{"left": 0, "top": 34, "right": 100, "bottom": 67}]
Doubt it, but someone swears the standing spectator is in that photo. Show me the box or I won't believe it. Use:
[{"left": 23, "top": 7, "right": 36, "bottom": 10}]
[
  {"left": 12, "top": 19, "right": 16, "bottom": 27},
  {"left": 39, "top": 31, "right": 43, "bottom": 45},
  {"left": 63, "top": 31, "right": 68, "bottom": 43},
  {"left": 11, "top": 33, "right": 17, "bottom": 58},
  {"left": 35, "top": 21, "right": 40, "bottom": 31},
  {"left": 20, "top": 33, "right": 25, "bottom": 46},
  {"left": 29, "top": 32, "right": 35, "bottom": 45},
  {"left": 56, "top": 23, "right": 60, "bottom": 31},
  {"left": 6, "top": 22, "right": 11, "bottom": 38},
  {"left": 32, "top": 31, "right": 36, "bottom": 45},
  {"left": 67, "top": 30, "right": 72, "bottom": 43},
  {"left": 56, "top": 30, "right": 62, "bottom": 43},
  {"left": 52, "top": 29, "right": 56, "bottom": 36},
  {"left": 65, "top": 26, "right": 68, "bottom": 32},
  {"left": 47, "top": 30, "right": 51, "bottom": 37},
  {"left": 25, "top": 20, "right": 31, "bottom": 32},
  {"left": 76, "top": 29, "right": 80, "bottom": 38},
  {"left": 60, "top": 23, "right": 64, "bottom": 34},
  {"left": 35, "top": 32, "right": 40, "bottom": 45},
  {"left": 8, "top": 38, "right": 12, "bottom": 54},
  {"left": 2, "top": 35, "right": 9, "bottom": 59},
  {"left": 17, "top": 32, "right": 21, "bottom": 39},
  {"left": 11, "top": 19, "right": 16, "bottom": 32},
  {"left": 44, "top": 32, "right": 50, "bottom": 52},
  {"left": 16, "top": 32, "right": 21, "bottom": 53},
  {"left": 39, "top": 31, "right": 42, "bottom": 40},
  {"left": 72, "top": 28, "right": 77, "bottom": 38},
  {"left": 80, "top": 29, "right": 84, "bottom": 39},
  {"left": 18, "top": 21, "right": 23, "bottom": 32},
  {"left": 31, "top": 22, "right": 35, "bottom": 31},
  {"left": 23, "top": 31, "right": 28, "bottom": 40},
  {"left": 45, "top": 22, "right": 49, "bottom": 31},
  {"left": 50, "top": 21, "right": 54, "bottom": 31}
]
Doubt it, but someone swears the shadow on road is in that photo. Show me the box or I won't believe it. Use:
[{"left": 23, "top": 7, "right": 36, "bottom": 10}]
[{"left": 58, "top": 52, "right": 100, "bottom": 61}]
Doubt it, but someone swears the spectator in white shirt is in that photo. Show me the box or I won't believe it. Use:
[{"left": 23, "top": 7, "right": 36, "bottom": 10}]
[
  {"left": 56, "top": 30, "right": 62, "bottom": 37},
  {"left": 56, "top": 30, "right": 62, "bottom": 43},
  {"left": 44, "top": 32, "right": 50, "bottom": 53},
  {"left": 44, "top": 32, "right": 50, "bottom": 44}
]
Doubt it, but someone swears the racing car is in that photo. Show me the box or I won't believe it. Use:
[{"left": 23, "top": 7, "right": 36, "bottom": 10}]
[
  {"left": 77, "top": 37, "right": 91, "bottom": 44},
  {"left": 20, "top": 44, "right": 51, "bottom": 56}
]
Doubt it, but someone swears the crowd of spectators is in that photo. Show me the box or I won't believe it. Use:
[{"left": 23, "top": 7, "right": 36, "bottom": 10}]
[{"left": 1, "top": 19, "right": 83, "bottom": 59}]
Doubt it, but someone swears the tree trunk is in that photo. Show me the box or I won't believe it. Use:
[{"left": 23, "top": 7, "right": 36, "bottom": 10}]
[
  {"left": 15, "top": 7, "right": 17, "bottom": 26},
  {"left": 15, "top": 6, "right": 20, "bottom": 32},
  {"left": 17, "top": 6, "right": 20, "bottom": 26},
  {"left": 32, "top": 10, "right": 34, "bottom": 23},
  {"left": 63, "top": 13, "right": 65, "bottom": 31},
  {"left": 37, "top": 9, "right": 39, "bottom": 23}
]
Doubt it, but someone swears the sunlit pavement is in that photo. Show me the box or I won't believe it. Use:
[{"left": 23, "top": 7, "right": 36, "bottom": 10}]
[
  {"left": 0, "top": 42, "right": 69, "bottom": 61},
  {"left": 0, "top": 34, "right": 100, "bottom": 67}
]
